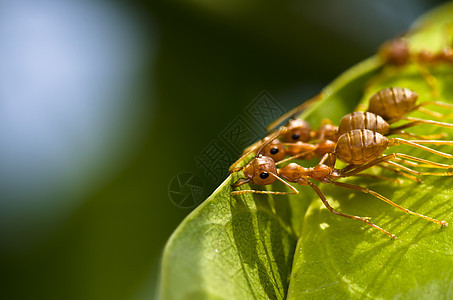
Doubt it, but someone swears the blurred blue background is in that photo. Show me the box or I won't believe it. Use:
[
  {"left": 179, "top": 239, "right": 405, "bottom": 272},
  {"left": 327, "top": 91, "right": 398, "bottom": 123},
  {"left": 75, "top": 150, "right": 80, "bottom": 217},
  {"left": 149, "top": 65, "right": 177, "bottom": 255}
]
[{"left": 0, "top": 0, "right": 447, "bottom": 299}]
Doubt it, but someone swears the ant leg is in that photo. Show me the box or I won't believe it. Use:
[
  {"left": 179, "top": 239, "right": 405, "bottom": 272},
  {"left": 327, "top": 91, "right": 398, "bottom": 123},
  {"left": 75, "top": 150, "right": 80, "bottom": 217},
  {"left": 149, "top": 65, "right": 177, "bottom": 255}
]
[
  {"left": 317, "top": 118, "right": 335, "bottom": 140},
  {"left": 230, "top": 141, "right": 264, "bottom": 173},
  {"left": 414, "top": 63, "right": 439, "bottom": 97},
  {"left": 266, "top": 94, "right": 322, "bottom": 131},
  {"left": 412, "top": 100, "right": 453, "bottom": 119},
  {"left": 307, "top": 181, "right": 396, "bottom": 239},
  {"left": 231, "top": 172, "right": 299, "bottom": 196},
  {"left": 407, "top": 139, "right": 453, "bottom": 145},
  {"left": 390, "top": 138, "right": 453, "bottom": 158},
  {"left": 353, "top": 173, "right": 403, "bottom": 184},
  {"left": 417, "top": 101, "right": 453, "bottom": 110},
  {"left": 391, "top": 153, "right": 453, "bottom": 169},
  {"left": 385, "top": 160, "right": 453, "bottom": 177},
  {"left": 392, "top": 157, "right": 420, "bottom": 167},
  {"left": 242, "top": 139, "right": 266, "bottom": 156},
  {"left": 319, "top": 153, "right": 329, "bottom": 165},
  {"left": 338, "top": 154, "right": 399, "bottom": 177},
  {"left": 330, "top": 181, "right": 448, "bottom": 227},
  {"left": 340, "top": 153, "right": 453, "bottom": 178},
  {"left": 275, "top": 148, "right": 316, "bottom": 165},
  {"left": 417, "top": 107, "right": 445, "bottom": 119},
  {"left": 392, "top": 156, "right": 453, "bottom": 169},
  {"left": 339, "top": 164, "right": 359, "bottom": 174},
  {"left": 319, "top": 152, "right": 337, "bottom": 168},
  {"left": 229, "top": 127, "right": 286, "bottom": 172},
  {"left": 377, "top": 163, "right": 421, "bottom": 182},
  {"left": 387, "top": 130, "right": 446, "bottom": 140},
  {"left": 231, "top": 189, "right": 297, "bottom": 196},
  {"left": 389, "top": 117, "right": 453, "bottom": 131}
]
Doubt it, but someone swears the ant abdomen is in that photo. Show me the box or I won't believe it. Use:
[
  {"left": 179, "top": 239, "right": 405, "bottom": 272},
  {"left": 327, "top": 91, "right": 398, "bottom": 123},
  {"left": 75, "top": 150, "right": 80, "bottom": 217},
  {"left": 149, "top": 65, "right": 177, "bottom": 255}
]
[
  {"left": 368, "top": 87, "right": 418, "bottom": 120},
  {"left": 338, "top": 112, "right": 390, "bottom": 136},
  {"left": 336, "top": 129, "right": 389, "bottom": 165}
]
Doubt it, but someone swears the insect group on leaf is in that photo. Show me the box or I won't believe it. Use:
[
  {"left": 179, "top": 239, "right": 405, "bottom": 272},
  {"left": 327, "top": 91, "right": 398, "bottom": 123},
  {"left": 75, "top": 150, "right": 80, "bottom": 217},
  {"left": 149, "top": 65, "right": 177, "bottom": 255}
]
[{"left": 230, "top": 86, "right": 453, "bottom": 239}]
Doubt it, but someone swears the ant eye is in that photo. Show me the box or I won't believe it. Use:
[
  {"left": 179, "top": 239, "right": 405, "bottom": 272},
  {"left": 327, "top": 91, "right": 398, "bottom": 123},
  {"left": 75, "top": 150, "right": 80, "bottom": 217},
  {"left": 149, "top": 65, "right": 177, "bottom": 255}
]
[
  {"left": 270, "top": 147, "right": 279, "bottom": 155},
  {"left": 292, "top": 133, "right": 300, "bottom": 140},
  {"left": 259, "top": 172, "right": 269, "bottom": 179}
]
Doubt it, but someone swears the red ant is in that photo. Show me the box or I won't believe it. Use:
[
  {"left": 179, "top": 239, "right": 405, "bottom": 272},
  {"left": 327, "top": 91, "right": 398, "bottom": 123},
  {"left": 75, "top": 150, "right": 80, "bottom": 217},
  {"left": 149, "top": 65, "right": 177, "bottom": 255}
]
[{"left": 230, "top": 128, "right": 451, "bottom": 239}]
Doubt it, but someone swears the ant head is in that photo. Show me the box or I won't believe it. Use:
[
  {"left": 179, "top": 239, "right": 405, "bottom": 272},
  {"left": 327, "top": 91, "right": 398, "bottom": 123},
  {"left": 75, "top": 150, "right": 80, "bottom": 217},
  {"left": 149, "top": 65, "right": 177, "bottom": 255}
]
[
  {"left": 282, "top": 119, "right": 311, "bottom": 142},
  {"left": 379, "top": 37, "right": 409, "bottom": 66},
  {"left": 261, "top": 139, "right": 286, "bottom": 162},
  {"left": 231, "top": 155, "right": 277, "bottom": 187}
]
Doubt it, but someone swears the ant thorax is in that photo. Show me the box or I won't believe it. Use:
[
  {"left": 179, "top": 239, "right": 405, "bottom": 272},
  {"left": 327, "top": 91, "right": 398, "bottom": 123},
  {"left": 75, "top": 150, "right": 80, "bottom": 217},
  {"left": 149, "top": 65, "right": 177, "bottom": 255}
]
[{"left": 278, "top": 163, "right": 332, "bottom": 183}]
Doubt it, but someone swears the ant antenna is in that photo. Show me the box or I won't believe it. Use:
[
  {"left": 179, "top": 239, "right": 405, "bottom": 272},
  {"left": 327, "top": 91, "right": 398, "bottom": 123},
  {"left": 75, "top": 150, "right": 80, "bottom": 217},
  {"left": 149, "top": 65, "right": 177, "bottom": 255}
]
[
  {"left": 256, "top": 127, "right": 287, "bottom": 156},
  {"left": 266, "top": 94, "right": 322, "bottom": 131},
  {"left": 231, "top": 171, "right": 299, "bottom": 195}
]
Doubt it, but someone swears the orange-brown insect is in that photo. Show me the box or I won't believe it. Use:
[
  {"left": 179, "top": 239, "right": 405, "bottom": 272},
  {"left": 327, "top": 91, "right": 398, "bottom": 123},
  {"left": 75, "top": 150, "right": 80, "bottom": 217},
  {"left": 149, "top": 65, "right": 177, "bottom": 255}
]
[
  {"left": 241, "top": 131, "right": 336, "bottom": 166},
  {"left": 277, "top": 111, "right": 453, "bottom": 177},
  {"left": 334, "top": 128, "right": 453, "bottom": 164},
  {"left": 377, "top": 36, "right": 453, "bottom": 96},
  {"left": 266, "top": 93, "right": 323, "bottom": 132},
  {"left": 280, "top": 119, "right": 312, "bottom": 142},
  {"left": 378, "top": 37, "right": 410, "bottom": 66},
  {"left": 367, "top": 87, "right": 453, "bottom": 121},
  {"left": 278, "top": 118, "right": 339, "bottom": 145},
  {"left": 338, "top": 111, "right": 451, "bottom": 140},
  {"left": 246, "top": 109, "right": 453, "bottom": 167},
  {"left": 244, "top": 87, "right": 453, "bottom": 171},
  {"left": 269, "top": 87, "right": 453, "bottom": 143},
  {"left": 380, "top": 37, "right": 453, "bottom": 67},
  {"left": 240, "top": 119, "right": 338, "bottom": 164},
  {"left": 230, "top": 128, "right": 452, "bottom": 238}
]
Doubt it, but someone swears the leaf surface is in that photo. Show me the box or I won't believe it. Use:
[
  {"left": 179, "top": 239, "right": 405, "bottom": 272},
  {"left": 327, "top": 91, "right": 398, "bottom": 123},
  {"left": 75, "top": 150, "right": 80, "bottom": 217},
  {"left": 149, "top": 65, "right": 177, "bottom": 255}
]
[{"left": 160, "top": 3, "right": 453, "bottom": 299}]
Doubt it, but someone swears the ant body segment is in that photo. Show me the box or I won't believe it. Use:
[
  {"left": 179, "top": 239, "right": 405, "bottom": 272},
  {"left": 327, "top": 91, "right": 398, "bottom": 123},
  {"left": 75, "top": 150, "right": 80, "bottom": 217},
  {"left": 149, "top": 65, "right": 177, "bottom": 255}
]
[
  {"left": 376, "top": 34, "right": 453, "bottom": 96},
  {"left": 248, "top": 87, "right": 453, "bottom": 165},
  {"left": 366, "top": 87, "right": 453, "bottom": 121},
  {"left": 230, "top": 128, "right": 452, "bottom": 239}
]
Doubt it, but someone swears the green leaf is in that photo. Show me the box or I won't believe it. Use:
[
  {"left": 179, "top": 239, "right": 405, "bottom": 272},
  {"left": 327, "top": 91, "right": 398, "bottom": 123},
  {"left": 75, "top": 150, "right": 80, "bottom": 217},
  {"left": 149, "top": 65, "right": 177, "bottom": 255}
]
[{"left": 159, "top": 3, "right": 453, "bottom": 299}]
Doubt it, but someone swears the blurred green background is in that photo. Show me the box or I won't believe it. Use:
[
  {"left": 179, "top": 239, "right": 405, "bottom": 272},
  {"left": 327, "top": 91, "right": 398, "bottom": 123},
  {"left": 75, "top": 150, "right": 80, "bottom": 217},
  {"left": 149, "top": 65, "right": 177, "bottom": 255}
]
[{"left": 0, "top": 0, "right": 448, "bottom": 299}]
